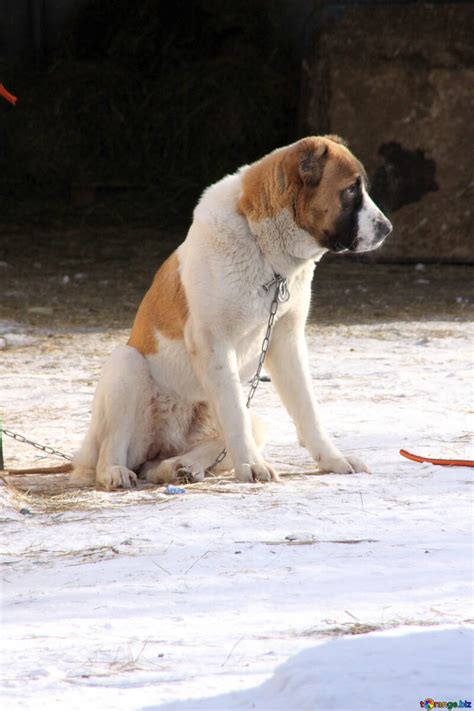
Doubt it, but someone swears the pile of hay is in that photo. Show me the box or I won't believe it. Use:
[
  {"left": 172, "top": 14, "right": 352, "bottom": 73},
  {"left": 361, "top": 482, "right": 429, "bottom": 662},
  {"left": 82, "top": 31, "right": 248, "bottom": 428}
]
[{"left": 0, "top": 0, "right": 298, "bottom": 226}]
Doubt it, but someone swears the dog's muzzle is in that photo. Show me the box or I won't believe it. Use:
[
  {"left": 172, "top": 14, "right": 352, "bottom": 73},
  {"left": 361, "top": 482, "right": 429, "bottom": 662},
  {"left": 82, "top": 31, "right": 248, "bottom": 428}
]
[{"left": 375, "top": 216, "right": 393, "bottom": 242}]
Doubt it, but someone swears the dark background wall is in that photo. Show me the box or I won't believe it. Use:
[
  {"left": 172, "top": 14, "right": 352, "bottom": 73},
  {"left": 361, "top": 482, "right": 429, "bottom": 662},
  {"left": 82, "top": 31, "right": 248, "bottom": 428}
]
[
  {"left": 0, "top": 0, "right": 87, "bottom": 56},
  {"left": 0, "top": 0, "right": 301, "bottom": 226},
  {"left": 0, "top": 0, "right": 472, "bottom": 262}
]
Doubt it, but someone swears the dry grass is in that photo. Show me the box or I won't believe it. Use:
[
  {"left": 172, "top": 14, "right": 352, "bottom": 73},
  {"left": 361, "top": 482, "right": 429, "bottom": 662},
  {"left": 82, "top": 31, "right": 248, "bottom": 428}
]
[
  {"left": 0, "top": 473, "right": 171, "bottom": 514},
  {"left": 0, "top": 464, "right": 316, "bottom": 515},
  {"left": 300, "top": 617, "right": 473, "bottom": 639},
  {"left": 0, "top": 468, "right": 308, "bottom": 515},
  {"left": 1, "top": 542, "right": 125, "bottom": 570}
]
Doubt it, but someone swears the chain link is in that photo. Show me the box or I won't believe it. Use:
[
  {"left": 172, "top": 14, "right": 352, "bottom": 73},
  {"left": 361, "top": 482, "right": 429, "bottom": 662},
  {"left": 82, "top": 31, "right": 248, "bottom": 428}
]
[
  {"left": 0, "top": 427, "right": 72, "bottom": 461},
  {"left": 207, "top": 273, "right": 289, "bottom": 471}
]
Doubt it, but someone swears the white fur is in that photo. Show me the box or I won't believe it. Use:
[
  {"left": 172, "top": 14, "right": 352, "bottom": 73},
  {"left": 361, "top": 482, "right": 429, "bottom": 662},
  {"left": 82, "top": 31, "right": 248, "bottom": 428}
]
[
  {"left": 356, "top": 188, "right": 392, "bottom": 252},
  {"left": 73, "top": 165, "right": 369, "bottom": 489}
]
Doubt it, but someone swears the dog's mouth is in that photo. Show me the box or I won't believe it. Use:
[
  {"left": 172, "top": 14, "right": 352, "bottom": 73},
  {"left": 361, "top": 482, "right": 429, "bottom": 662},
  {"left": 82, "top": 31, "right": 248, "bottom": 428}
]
[{"left": 331, "top": 238, "right": 356, "bottom": 254}]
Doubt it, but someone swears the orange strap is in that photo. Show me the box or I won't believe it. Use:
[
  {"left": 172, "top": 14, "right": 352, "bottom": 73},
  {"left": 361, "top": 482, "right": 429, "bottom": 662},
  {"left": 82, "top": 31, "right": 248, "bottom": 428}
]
[
  {"left": 0, "top": 83, "right": 17, "bottom": 106},
  {"left": 400, "top": 449, "right": 474, "bottom": 468},
  {"left": 2, "top": 463, "right": 73, "bottom": 475}
]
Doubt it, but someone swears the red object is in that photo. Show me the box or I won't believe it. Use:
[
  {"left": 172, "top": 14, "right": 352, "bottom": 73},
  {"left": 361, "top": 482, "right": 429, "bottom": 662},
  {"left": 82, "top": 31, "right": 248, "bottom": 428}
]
[
  {"left": 0, "top": 83, "right": 17, "bottom": 106},
  {"left": 400, "top": 449, "right": 474, "bottom": 468}
]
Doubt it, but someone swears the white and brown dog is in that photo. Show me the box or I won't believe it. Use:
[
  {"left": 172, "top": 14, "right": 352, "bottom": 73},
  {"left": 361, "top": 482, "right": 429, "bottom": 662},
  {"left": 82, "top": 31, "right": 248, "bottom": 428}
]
[{"left": 71, "top": 135, "right": 392, "bottom": 489}]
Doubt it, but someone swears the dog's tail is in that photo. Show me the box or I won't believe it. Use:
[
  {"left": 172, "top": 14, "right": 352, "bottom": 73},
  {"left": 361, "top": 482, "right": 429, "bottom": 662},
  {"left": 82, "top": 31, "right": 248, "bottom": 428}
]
[{"left": 1, "top": 463, "right": 74, "bottom": 475}]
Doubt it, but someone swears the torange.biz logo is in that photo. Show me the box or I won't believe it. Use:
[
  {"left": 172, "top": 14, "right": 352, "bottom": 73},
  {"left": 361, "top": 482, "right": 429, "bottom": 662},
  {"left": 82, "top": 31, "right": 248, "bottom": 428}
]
[{"left": 420, "top": 700, "right": 471, "bottom": 710}]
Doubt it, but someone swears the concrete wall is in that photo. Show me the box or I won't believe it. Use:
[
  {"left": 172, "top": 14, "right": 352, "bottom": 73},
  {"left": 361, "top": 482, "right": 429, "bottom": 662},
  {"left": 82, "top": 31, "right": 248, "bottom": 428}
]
[{"left": 300, "top": 3, "right": 474, "bottom": 262}]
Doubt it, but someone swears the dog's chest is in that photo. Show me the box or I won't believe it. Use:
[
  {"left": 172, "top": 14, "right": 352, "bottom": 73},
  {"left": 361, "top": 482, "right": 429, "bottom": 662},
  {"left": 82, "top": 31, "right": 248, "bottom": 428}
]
[
  {"left": 236, "top": 261, "right": 309, "bottom": 324},
  {"left": 227, "top": 274, "right": 305, "bottom": 375},
  {"left": 221, "top": 279, "right": 287, "bottom": 336}
]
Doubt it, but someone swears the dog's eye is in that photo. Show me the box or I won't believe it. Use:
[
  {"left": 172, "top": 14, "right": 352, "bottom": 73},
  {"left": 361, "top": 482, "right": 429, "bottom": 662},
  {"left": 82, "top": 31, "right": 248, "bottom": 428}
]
[
  {"left": 343, "top": 184, "right": 356, "bottom": 199},
  {"left": 341, "top": 180, "right": 360, "bottom": 207}
]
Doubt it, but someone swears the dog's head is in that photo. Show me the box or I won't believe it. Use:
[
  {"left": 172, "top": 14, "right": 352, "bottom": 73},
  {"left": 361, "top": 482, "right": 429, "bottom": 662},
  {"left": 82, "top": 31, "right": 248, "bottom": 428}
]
[{"left": 239, "top": 135, "right": 392, "bottom": 258}]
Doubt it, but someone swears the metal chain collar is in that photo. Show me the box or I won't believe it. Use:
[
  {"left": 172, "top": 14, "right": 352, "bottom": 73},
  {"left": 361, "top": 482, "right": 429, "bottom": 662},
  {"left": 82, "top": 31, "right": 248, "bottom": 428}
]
[
  {"left": 207, "top": 272, "right": 290, "bottom": 471},
  {"left": 0, "top": 427, "right": 72, "bottom": 462}
]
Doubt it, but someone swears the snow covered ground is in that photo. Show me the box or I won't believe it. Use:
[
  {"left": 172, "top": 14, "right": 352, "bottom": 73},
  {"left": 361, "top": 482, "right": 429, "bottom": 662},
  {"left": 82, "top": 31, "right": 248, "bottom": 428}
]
[
  {"left": 1, "top": 315, "right": 473, "bottom": 710},
  {"left": 157, "top": 627, "right": 473, "bottom": 710}
]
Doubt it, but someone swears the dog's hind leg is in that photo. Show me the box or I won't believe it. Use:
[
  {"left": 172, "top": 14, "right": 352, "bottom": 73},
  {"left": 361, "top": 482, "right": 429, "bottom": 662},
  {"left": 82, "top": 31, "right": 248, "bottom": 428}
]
[
  {"left": 142, "top": 437, "right": 229, "bottom": 484},
  {"left": 71, "top": 345, "right": 156, "bottom": 490},
  {"left": 69, "top": 429, "right": 98, "bottom": 486},
  {"left": 142, "top": 412, "right": 267, "bottom": 484}
]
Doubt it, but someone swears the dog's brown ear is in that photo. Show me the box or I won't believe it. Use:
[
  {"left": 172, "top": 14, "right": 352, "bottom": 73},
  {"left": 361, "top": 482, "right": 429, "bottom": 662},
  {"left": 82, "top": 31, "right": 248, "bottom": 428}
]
[{"left": 297, "top": 139, "right": 329, "bottom": 187}]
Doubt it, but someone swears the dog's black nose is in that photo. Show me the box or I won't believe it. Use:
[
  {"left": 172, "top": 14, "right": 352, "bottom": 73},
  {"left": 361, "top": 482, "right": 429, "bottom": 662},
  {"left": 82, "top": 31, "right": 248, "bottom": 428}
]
[{"left": 375, "top": 218, "right": 393, "bottom": 240}]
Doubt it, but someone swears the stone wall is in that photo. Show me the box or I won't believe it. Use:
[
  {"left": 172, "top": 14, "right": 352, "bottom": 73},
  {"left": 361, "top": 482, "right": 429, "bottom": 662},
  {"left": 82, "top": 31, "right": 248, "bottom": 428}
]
[{"left": 300, "top": 3, "right": 474, "bottom": 262}]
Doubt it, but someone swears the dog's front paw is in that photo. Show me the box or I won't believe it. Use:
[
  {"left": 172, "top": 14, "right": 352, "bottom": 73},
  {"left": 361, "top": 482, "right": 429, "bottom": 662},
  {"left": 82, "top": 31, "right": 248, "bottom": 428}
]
[
  {"left": 97, "top": 465, "right": 137, "bottom": 490},
  {"left": 345, "top": 454, "right": 371, "bottom": 474},
  {"left": 235, "top": 460, "right": 278, "bottom": 483},
  {"left": 317, "top": 452, "right": 370, "bottom": 475}
]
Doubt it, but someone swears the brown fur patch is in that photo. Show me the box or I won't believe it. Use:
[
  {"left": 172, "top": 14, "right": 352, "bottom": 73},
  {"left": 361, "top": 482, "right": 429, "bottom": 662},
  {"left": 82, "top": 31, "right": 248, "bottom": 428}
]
[
  {"left": 128, "top": 251, "right": 188, "bottom": 355},
  {"left": 238, "top": 135, "right": 366, "bottom": 246},
  {"left": 294, "top": 140, "right": 363, "bottom": 242},
  {"left": 237, "top": 146, "right": 293, "bottom": 221}
]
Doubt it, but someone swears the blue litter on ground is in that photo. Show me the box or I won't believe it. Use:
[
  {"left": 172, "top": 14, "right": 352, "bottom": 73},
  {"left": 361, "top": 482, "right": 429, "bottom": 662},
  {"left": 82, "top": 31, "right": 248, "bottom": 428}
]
[{"left": 164, "top": 485, "right": 186, "bottom": 495}]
